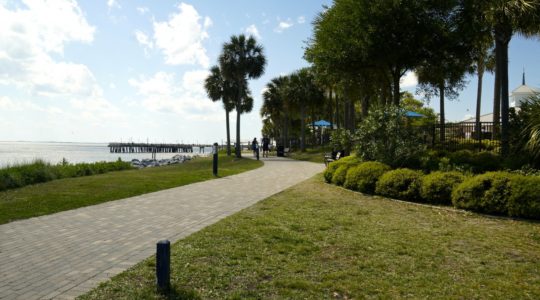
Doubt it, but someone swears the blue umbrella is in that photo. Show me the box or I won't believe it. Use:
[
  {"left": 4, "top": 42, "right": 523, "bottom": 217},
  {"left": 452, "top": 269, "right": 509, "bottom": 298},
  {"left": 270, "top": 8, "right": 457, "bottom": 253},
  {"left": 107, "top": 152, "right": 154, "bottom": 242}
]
[
  {"left": 405, "top": 111, "right": 425, "bottom": 118},
  {"left": 313, "top": 120, "right": 332, "bottom": 127}
]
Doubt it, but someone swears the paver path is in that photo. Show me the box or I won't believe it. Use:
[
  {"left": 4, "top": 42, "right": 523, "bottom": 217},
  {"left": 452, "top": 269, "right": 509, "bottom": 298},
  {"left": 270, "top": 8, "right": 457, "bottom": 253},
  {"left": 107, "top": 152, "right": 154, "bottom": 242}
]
[{"left": 0, "top": 157, "right": 324, "bottom": 299}]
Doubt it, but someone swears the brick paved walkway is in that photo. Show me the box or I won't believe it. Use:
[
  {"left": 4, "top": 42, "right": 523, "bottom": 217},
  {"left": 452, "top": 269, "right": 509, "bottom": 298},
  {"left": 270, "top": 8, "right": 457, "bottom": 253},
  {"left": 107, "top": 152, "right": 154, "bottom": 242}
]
[{"left": 0, "top": 157, "right": 324, "bottom": 299}]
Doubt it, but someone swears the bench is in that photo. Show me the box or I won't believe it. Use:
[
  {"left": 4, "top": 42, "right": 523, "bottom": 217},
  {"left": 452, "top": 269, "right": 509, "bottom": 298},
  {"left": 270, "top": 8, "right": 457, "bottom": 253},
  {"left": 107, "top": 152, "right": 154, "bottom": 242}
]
[{"left": 324, "top": 151, "right": 341, "bottom": 166}]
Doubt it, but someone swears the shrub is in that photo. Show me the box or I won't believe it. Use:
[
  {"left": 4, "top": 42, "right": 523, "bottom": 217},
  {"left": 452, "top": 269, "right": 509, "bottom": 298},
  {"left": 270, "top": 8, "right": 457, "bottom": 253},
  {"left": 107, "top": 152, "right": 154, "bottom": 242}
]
[
  {"left": 507, "top": 175, "right": 540, "bottom": 219},
  {"left": 470, "top": 151, "right": 501, "bottom": 173},
  {"left": 375, "top": 168, "right": 424, "bottom": 201},
  {"left": 420, "top": 171, "right": 465, "bottom": 205},
  {"left": 344, "top": 161, "right": 391, "bottom": 193},
  {"left": 448, "top": 150, "right": 474, "bottom": 166},
  {"left": 354, "top": 106, "right": 426, "bottom": 168},
  {"left": 323, "top": 156, "right": 361, "bottom": 183},
  {"left": 451, "top": 172, "right": 514, "bottom": 215},
  {"left": 332, "top": 165, "right": 351, "bottom": 186},
  {"left": 0, "top": 160, "right": 133, "bottom": 192}
]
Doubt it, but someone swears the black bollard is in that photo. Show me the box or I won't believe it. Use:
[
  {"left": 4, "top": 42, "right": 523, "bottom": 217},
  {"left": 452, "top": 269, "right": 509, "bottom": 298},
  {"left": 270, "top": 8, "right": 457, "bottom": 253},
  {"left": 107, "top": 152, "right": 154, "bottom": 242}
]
[
  {"left": 212, "top": 142, "right": 218, "bottom": 176},
  {"left": 156, "top": 240, "right": 170, "bottom": 293}
]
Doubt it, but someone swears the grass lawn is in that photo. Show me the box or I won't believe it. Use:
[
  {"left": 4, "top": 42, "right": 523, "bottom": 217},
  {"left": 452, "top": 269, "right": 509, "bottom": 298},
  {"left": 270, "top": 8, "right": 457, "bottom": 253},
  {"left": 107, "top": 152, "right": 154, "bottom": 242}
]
[
  {"left": 0, "top": 155, "right": 262, "bottom": 224},
  {"left": 287, "top": 147, "right": 329, "bottom": 164},
  {"left": 80, "top": 175, "right": 540, "bottom": 299}
]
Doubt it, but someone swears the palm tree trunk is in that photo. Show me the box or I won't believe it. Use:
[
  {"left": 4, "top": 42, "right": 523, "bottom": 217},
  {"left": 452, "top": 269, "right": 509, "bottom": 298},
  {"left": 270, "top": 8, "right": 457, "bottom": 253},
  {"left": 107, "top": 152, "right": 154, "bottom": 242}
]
[
  {"left": 493, "top": 57, "right": 501, "bottom": 140},
  {"left": 439, "top": 82, "right": 445, "bottom": 143},
  {"left": 235, "top": 104, "right": 241, "bottom": 158},
  {"left": 225, "top": 111, "right": 231, "bottom": 156},
  {"left": 475, "top": 61, "right": 484, "bottom": 140},
  {"left": 497, "top": 37, "right": 510, "bottom": 156},
  {"left": 300, "top": 105, "right": 306, "bottom": 152}
]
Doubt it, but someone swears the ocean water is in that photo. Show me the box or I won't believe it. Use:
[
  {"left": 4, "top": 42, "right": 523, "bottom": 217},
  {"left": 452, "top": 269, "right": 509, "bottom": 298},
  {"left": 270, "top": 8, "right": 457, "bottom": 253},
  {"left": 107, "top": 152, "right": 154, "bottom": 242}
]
[{"left": 0, "top": 142, "right": 212, "bottom": 167}]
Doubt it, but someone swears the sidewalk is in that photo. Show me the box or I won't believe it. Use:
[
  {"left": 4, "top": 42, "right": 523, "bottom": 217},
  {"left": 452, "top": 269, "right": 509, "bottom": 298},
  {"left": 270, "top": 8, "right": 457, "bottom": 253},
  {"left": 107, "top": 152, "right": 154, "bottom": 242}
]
[{"left": 0, "top": 157, "right": 324, "bottom": 299}]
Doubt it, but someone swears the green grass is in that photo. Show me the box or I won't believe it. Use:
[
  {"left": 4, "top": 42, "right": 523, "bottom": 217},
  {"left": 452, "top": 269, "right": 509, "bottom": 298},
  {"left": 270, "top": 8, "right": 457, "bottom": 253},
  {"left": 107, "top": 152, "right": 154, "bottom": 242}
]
[
  {"left": 0, "top": 155, "right": 262, "bottom": 224},
  {"left": 80, "top": 175, "right": 540, "bottom": 299},
  {"left": 288, "top": 147, "right": 329, "bottom": 163}
]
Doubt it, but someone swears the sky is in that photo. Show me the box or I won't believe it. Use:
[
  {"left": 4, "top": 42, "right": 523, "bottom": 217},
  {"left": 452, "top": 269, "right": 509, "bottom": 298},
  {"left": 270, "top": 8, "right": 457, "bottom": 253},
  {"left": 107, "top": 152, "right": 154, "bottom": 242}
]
[{"left": 0, "top": 0, "right": 539, "bottom": 144}]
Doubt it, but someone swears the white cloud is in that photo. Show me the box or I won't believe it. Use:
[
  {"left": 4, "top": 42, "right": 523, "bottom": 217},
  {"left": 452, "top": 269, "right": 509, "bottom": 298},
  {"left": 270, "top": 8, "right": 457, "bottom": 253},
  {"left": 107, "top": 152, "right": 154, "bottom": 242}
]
[
  {"left": 134, "top": 30, "right": 154, "bottom": 54},
  {"left": 150, "top": 3, "right": 212, "bottom": 67},
  {"left": 107, "top": 0, "right": 120, "bottom": 9},
  {"left": 401, "top": 71, "right": 418, "bottom": 88},
  {"left": 245, "top": 24, "right": 261, "bottom": 40},
  {"left": 297, "top": 16, "right": 306, "bottom": 24},
  {"left": 129, "top": 70, "right": 223, "bottom": 121},
  {"left": 136, "top": 6, "right": 149, "bottom": 15},
  {"left": 275, "top": 20, "right": 294, "bottom": 33},
  {"left": 0, "top": 0, "right": 97, "bottom": 98}
]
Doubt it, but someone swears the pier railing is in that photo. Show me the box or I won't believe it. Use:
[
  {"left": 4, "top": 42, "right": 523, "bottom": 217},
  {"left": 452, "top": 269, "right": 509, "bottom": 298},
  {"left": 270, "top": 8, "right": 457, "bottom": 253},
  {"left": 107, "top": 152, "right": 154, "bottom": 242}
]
[{"left": 108, "top": 143, "right": 213, "bottom": 154}]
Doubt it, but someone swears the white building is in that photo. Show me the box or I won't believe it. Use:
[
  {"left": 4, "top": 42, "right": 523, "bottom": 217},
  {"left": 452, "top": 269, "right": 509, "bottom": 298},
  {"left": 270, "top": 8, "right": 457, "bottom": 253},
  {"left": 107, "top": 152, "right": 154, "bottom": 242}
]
[{"left": 463, "top": 72, "right": 539, "bottom": 123}]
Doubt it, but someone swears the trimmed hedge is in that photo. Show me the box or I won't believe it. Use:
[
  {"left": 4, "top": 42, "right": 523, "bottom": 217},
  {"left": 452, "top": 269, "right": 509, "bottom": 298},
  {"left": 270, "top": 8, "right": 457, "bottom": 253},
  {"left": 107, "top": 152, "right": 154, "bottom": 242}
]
[
  {"left": 451, "top": 172, "right": 514, "bottom": 215},
  {"left": 344, "top": 161, "right": 391, "bottom": 193},
  {"left": 332, "top": 165, "right": 351, "bottom": 186},
  {"left": 375, "top": 168, "right": 424, "bottom": 202},
  {"left": 420, "top": 171, "right": 465, "bottom": 205},
  {"left": 323, "top": 156, "right": 361, "bottom": 183},
  {"left": 507, "top": 175, "right": 540, "bottom": 219}
]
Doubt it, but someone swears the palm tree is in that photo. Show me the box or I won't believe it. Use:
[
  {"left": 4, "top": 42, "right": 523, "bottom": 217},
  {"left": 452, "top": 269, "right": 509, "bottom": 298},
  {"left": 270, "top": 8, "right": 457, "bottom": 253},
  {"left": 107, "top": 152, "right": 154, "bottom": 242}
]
[
  {"left": 204, "top": 65, "right": 235, "bottom": 156},
  {"left": 288, "top": 68, "right": 324, "bottom": 152},
  {"left": 486, "top": 0, "right": 540, "bottom": 155},
  {"left": 219, "top": 34, "right": 266, "bottom": 158},
  {"left": 261, "top": 76, "right": 288, "bottom": 147}
]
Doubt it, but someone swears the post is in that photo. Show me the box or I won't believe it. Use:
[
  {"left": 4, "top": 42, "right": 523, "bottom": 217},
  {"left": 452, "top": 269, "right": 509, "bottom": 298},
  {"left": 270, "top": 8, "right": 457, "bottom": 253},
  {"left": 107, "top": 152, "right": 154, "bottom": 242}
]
[
  {"left": 156, "top": 240, "right": 170, "bottom": 293},
  {"left": 212, "top": 142, "right": 218, "bottom": 176}
]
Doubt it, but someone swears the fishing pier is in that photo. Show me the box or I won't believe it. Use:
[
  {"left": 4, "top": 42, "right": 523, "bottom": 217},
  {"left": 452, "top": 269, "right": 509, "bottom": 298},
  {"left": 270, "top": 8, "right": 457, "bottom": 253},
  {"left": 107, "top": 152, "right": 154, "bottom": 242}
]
[{"left": 108, "top": 143, "right": 213, "bottom": 159}]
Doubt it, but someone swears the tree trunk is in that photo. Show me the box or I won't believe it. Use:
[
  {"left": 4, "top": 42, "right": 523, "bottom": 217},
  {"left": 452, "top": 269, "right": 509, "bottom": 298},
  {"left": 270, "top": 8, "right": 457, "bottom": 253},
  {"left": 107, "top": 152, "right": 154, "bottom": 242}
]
[
  {"left": 392, "top": 69, "right": 401, "bottom": 106},
  {"left": 235, "top": 103, "right": 241, "bottom": 158},
  {"left": 475, "top": 61, "right": 484, "bottom": 140},
  {"left": 500, "top": 38, "right": 510, "bottom": 157},
  {"left": 225, "top": 111, "right": 231, "bottom": 156},
  {"left": 493, "top": 53, "right": 501, "bottom": 140},
  {"left": 335, "top": 92, "right": 340, "bottom": 129},
  {"left": 300, "top": 105, "right": 306, "bottom": 152},
  {"left": 439, "top": 82, "right": 445, "bottom": 143},
  {"left": 235, "top": 80, "right": 242, "bottom": 158},
  {"left": 361, "top": 95, "right": 369, "bottom": 118}
]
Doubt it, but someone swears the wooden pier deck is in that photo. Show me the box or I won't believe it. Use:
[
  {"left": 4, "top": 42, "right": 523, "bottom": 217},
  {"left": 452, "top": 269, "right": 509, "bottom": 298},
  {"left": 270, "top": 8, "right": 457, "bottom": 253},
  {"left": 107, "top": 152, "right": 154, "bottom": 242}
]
[{"left": 107, "top": 143, "right": 212, "bottom": 154}]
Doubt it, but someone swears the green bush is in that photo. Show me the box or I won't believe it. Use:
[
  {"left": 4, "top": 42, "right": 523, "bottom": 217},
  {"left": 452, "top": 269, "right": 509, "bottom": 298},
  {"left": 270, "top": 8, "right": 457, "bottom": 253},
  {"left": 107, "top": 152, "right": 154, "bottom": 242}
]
[
  {"left": 451, "top": 172, "right": 514, "bottom": 215},
  {"left": 471, "top": 151, "right": 501, "bottom": 173},
  {"left": 0, "top": 159, "right": 133, "bottom": 192},
  {"left": 507, "top": 175, "right": 540, "bottom": 219},
  {"left": 420, "top": 171, "right": 465, "bottom": 205},
  {"left": 354, "top": 106, "right": 426, "bottom": 168},
  {"left": 323, "top": 156, "right": 361, "bottom": 183},
  {"left": 375, "top": 168, "right": 424, "bottom": 201},
  {"left": 344, "top": 161, "right": 391, "bottom": 193},
  {"left": 332, "top": 165, "right": 351, "bottom": 186},
  {"left": 446, "top": 150, "right": 501, "bottom": 173}
]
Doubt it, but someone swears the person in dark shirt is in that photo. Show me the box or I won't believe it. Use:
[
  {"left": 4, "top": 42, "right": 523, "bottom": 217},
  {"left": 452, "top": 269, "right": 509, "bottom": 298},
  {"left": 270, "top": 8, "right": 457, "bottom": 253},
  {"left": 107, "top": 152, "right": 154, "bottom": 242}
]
[{"left": 262, "top": 136, "right": 270, "bottom": 158}]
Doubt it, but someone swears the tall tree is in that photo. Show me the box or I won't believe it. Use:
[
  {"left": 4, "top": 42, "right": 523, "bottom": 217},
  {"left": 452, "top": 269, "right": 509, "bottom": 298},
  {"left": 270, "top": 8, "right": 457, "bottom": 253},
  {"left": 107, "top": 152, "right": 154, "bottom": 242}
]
[
  {"left": 485, "top": 0, "right": 540, "bottom": 155},
  {"left": 288, "top": 68, "right": 325, "bottom": 152},
  {"left": 204, "top": 65, "right": 235, "bottom": 156},
  {"left": 219, "top": 34, "right": 266, "bottom": 158},
  {"left": 261, "top": 76, "right": 288, "bottom": 147}
]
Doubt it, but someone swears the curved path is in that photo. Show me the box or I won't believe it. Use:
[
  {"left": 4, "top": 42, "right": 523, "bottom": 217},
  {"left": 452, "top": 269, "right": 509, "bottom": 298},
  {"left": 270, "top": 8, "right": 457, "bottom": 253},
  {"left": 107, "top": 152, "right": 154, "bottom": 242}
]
[{"left": 0, "top": 157, "right": 324, "bottom": 299}]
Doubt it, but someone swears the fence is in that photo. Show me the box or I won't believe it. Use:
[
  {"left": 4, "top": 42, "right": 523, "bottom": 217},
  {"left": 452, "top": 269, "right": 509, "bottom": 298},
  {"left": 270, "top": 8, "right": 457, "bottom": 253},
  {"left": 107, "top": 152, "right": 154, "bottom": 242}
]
[{"left": 427, "top": 122, "right": 501, "bottom": 153}]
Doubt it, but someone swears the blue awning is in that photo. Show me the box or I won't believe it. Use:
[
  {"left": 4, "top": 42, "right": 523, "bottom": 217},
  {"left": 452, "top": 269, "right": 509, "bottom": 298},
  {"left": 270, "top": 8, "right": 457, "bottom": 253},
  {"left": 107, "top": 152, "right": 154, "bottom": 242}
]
[
  {"left": 405, "top": 111, "right": 425, "bottom": 118},
  {"left": 313, "top": 120, "right": 332, "bottom": 126}
]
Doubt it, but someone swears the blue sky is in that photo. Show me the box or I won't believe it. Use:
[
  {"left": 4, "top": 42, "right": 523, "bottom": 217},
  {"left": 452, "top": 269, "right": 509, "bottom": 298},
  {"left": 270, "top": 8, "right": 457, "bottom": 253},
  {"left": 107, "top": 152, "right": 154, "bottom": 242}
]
[{"left": 0, "top": 0, "right": 539, "bottom": 143}]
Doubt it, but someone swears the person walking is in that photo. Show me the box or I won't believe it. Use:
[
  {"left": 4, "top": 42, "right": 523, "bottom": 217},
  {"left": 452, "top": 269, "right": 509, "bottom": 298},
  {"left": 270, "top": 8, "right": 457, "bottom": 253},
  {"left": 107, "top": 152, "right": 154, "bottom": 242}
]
[
  {"left": 262, "top": 136, "right": 270, "bottom": 158},
  {"left": 251, "top": 137, "right": 259, "bottom": 160}
]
